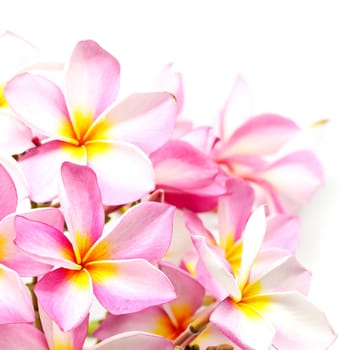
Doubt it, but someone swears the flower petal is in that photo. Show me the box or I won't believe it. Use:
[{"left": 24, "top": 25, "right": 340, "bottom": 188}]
[
  {"left": 15, "top": 215, "right": 78, "bottom": 269},
  {"left": 192, "top": 235, "right": 240, "bottom": 301},
  {"left": 151, "top": 140, "right": 218, "bottom": 190},
  {"left": 86, "top": 140, "right": 154, "bottom": 205},
  {"left": 0, "top": 264, "right": 34, "bottom": 324},
  {"left": 35, "top": 268, "right": 93, "bottom": 331},
  {"left": 39, "top": 303, "right": 88, "bottom": 350},
  {"left": 210, "top": 297, "right": 275, "bottom": 350},
  {"left": 0, "top": 111, "right": 33, "bottom": 155},
  {"left": 0, "top": 323, "right": 47, "bottom": 350},
  {"left": 0, "top": 209, "right": 64, "bottom": 276},
  {"left": 60, "top": 162, "right": 104, "bottom": 258},
  {"left": 257, "top": 150, "right": 324, "bottom": 212},
  {"left": 264, "top": 214, "right": 299, "bottom": 252},
  {"left": 159, "top": 262, "right": 205, "bottom": 324},
  {"left": 219, "top": 114, "right": 300, "bottom": 159},
  {"left": 245, "top": 292, "right": 336, "bottom": 349},
  {"left": 89, "top": 202, "right": 174, "bottom": 263},
  {"left": 0, "top": 153, "right": 28, "bottom": 202},
  {"left": 87, "top": 259, "right": 175, "bottom": 315},
  {"left": 218, "top": 178, "right": 254, "bottom": 245},
  {"left": 244, "top": 255, "right": 311, "bottom": 297},
  {"left": 0, "top": 164, "right": 17, "bottom": 220},
  {"left": 92, "top": 332, "right": 173, "bottom": 350},
  {"left": 153, "top": 62, "right": 184, "bottom": 115},
  {"left": 19, "top": 140, "right": 87, "bottom": 203},
  {"left": 94, "top": 306, "right": 173, "bottom": 340},
  {"left": 218, "top": 75, "right": 254, "bottom": 141},
  {"left": 5, "top": 73, "right": 75, "bottom": 141},
  {"left": 238, "top": 206, "right": 267, "bottom": 288},
  {"left": 90, "top": 92, "right": 177, "bottom": 154},
  {"left": 0, "top": 31, "right": 38, "bottom": 79},
  {"left": 65, "top": 40, "right": 120, "bottom": 139}
]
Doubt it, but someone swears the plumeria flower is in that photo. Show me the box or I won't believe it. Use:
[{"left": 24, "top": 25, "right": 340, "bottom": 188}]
[
  {"left": 5, "top": 39, "right": 177, "bottom": 205},
  {"left": 192, "top": 206, "right": 336, "bottom": 349},
  {"left": 211, "top": 75, "right": 325, "bottom": 214},
  {"left": 14, "top": 162, "right": 176, "bottom": 331}
]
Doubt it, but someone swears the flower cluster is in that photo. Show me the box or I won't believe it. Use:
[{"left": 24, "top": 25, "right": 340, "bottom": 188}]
[{"left": 0, "top": 31, "right": 335, "bottom": 349}]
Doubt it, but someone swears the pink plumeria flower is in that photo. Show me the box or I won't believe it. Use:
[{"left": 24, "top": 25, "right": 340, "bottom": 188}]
[
  {"left": 192, "top": 207, "right": 336, "bottom": 349},
  {"left": 14, "top": 162, "right": 176, "bottom": 331},
  {"left": 5, "top": 40, "right": 177, "bottom": 205},
  {"left": 184, "top": 178, "right": 299, "bottom": 296},
  {"left": 0, "top": 31, "right": 37, "bottom": 154},
  {"left": 211, "top": 75, "right": 324, "bottom": 214}
]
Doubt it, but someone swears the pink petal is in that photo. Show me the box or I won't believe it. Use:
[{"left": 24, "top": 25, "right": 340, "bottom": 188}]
[
  {"left": 194, "top": 324, "right": 234, "bottom": 350},
  {"left": 218, "top": 178, "right": 254, "bottom": 245},
  {"left": 192, "top": 235, "right": 240, "bottom": 301},
  {"left": 92, "top": 332, "right": 173, "bottom": 350},
  {"left": 0, "top": 211, "right": 61, "bottom": 276},
  {"left": 94, "top": 306, "right": 173, "bottom": 340},
  {"left": 153, "top": 62, "right": 184, "bottom": 115},
  {"left": 35, "top": 268, "right": 93, "bottom": 332},
  {"left": 19, "top": 140, "right": 87, "bottom": 203},
  {"left": 238, "top": 206, "right": 267, "bottom": 288},
  {"left": 88, "top": 202, "right": 174, "bottom": 263},
  {"left": 151, "top": 140, "right": 218, "bottom": 190},
  {"left": 0, "top": 154, "right": 28, "bottom": 202},
  {"left": 210, "top": 297, "right": 275, "bottom": 350},
  {"left": 244, "top": 255, "right": 311, "bottom": 297},
  {"left": 264, "top": 214, "right": 300, "bottom": 252},
  {"left": 180, "top": 126, "right": 218, "bottom": 155},
  {"left": 0, "top": 264, "right": 34, "bottom": 324},
  {"left": 0, "top": 164, "right": 17, "bottom": 220},
  {"left": 5, "top": 73, "right": 75, "bottom": 141},
  {"left": 245, "top": 292, "right": 336, "bottom": 349},
  {"left": 60, "top": 162, "right": 104, "bottom": 258},
  {"left": 0, "top": 323, "right": 47, "bottom": 350},
  {"left": 0, "top": 111, "right": 33, "bottom": 155},
  {"left": 159, "top": 262, "right": 205, "bottom": 323},
  {"left": 219, "top": 114, "right": 300, "bottom": 160},
  {"left": 15, "top": 215, "right": 78, "bottom": 269},
  {"left": 39, "top": 303, "right": 88, "bottom": 350},
  {"left": 90, "top": 92, "right": 177, "bottom": 154},
  {"left": 86, "top": 140, "right": 154, "bottom": 205},
  {"left": 87, "top": 259, "right": 175, "bottom": 315},
  {"left": 218, "top": 75, "right": 254, "bottom": 141},
  {"left": 65, "top": 40, "right": 120, "bottom": 139},
  {"left": 257, "top": 150, "right": 324, "bottom": 212}
]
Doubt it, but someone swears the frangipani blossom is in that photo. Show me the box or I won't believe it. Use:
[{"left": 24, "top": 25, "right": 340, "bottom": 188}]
[
  {"left": 14, "top": 162, "right": 176, "bottom": 331},
  {"left": 211, "top": 76, "right": 324, "bottom": 214},
  {"left": 5, "top": 39, "right": 177, "bottom": 204},
  {"left": 192, "top": 206, "right": 336, "bottom": 349}
]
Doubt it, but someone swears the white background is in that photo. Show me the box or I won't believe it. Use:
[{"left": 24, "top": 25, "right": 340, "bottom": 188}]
[{"left": 1, "top": 1, "right": 349, "bottom": 348}]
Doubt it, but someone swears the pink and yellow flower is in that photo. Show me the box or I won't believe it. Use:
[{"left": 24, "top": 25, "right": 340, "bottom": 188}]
[
  {"left": 14, "top": 162, "right": 176, "bottom": 331},
  {"left": 192, "top": 206, "right": 336, "bottom": 349},
  {"left": 5, "top": 40, "right": 177, "bottom": 204}
]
